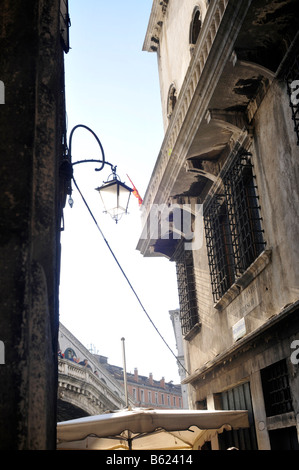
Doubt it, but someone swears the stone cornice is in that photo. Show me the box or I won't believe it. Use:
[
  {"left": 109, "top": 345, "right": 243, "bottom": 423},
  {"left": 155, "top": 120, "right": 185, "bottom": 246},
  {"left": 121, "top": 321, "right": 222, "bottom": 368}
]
[{"left": 143, "top": 0, "right": 169, "bottom": 52}]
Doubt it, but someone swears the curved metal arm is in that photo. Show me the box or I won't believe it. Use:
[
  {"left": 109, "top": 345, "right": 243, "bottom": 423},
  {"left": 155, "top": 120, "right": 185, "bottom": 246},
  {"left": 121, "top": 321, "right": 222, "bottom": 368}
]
[
  {"left": 60, "top": 124, "right": 118, "bottom": 205},
  {"left": 72, "top": 159, "right": 115, "bottom": 173},
  {"left": 68, "top": 124, "right": 115, "bottom": 173}
]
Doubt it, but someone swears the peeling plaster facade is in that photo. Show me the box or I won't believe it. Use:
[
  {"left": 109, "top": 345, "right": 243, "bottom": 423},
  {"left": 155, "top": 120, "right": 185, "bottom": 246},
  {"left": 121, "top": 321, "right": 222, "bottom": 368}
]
[{"left": 138, "top": 0, "right": 299, "bottom": 450}]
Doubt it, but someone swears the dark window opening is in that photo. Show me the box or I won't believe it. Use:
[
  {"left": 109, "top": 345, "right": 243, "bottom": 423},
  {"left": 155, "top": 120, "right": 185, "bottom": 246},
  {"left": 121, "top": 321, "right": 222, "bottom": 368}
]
[
  {"left": 175, "top": 242, "right": 199, "bottom": 337},
  {"left": 167, "top": 84, "right": 177, "bottom": 118},
  {"left": 190, "top": 9, "right": 202, "bottom": 45},
  {"left": 269, "top": 427, "right": 299, "bottom": 450},
  {"left": 195, "top": 398, "right": 207, "bottom": 410}
]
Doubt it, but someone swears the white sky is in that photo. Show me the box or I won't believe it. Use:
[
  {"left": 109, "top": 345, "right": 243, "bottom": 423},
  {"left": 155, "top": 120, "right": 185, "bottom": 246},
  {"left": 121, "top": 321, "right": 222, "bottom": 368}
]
[{"left": 59, "top": 0, "right": 182, "bottom": 383}]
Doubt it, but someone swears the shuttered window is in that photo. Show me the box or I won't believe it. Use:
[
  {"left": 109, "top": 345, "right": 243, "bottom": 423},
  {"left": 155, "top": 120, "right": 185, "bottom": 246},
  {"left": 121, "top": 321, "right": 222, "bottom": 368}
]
[{"left": 219, "top": 382, "right": 258, "bottom": 450}]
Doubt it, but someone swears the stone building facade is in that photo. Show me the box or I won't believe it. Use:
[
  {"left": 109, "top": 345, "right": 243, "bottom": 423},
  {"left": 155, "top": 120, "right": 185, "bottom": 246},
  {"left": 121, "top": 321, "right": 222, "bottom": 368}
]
[
  {"left": 138, "top": 0, "right": 299, "bottom": 450},
  {"left": 0, "top": 1, "right": 70, "bottom": 449},
  {"left": 101, "top": 359, "right": 184, "bottom": 409}
]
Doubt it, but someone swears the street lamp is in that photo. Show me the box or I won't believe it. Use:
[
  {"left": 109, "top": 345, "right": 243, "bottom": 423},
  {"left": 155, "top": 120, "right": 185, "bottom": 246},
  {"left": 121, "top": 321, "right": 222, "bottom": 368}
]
[
  {"left": 95, "top": 171, "right": 133, "bottom": 224},
  {"left": 60, "top": 124, "right": 132, "bottom": 223}
]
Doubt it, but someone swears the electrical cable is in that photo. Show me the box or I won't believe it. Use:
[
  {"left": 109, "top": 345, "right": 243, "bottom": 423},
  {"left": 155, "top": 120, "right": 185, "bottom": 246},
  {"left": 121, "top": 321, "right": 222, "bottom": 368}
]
[{"left": 72, "top": 176, "right": 190, "bottom": 377}]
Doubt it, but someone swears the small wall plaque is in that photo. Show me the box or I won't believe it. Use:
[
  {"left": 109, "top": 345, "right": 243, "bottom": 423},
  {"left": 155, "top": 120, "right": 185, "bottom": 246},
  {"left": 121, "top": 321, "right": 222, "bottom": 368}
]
[{"left": 232, "top": 317, "right": 246, "bottom": 342}]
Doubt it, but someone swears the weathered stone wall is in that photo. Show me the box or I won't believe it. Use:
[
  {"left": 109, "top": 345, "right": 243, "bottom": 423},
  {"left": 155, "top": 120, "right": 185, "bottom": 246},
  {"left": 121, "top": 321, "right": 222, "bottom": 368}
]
[
  {"left": 0, "top": 0, "right": 65, "bottom": 449},
  {"left": 185, "top": 76, "right": 299, "bottom": 376},
  {"left": 191, "top": 303, "right": 299, "bottom": 449}
]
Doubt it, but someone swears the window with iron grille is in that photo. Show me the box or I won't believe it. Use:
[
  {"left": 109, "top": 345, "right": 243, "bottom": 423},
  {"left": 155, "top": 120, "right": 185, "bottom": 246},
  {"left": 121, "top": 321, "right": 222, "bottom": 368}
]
[
  {"left": 204, "top": 152, "right": 265, "bottom": 303},
  {"left": 175, "top": 241, "right": 199, "bottom": 337},
  {"left": 223, "top": 152, "right": 265, "bottom": 278},
  {"left": 204, "top": 196, "right": 235, "bottom": 301},
  {"left": 261, "top": 359, "right": 294, "bottom": 417},
  {"left": 285, "top": 52, "right": 299, "bottom": 145}
]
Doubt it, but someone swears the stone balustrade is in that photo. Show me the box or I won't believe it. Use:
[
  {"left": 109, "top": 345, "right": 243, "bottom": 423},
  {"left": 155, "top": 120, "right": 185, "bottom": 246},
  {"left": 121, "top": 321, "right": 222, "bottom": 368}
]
[{"left": 58, "top": 358, "right": 126, "bottom": 416}]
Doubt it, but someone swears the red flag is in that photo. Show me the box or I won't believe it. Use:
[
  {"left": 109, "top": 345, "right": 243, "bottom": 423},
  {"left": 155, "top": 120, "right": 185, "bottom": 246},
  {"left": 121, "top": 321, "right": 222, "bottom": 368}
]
[{"left": 127, "top": 175, "right": 143, "bottom": 206}]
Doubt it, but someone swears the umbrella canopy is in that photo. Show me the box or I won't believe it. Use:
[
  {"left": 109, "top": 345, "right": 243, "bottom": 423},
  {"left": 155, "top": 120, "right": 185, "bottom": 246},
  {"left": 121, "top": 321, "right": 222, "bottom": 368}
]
[{"left": 57, "top": 407, "right": 249, "bottom": 450}]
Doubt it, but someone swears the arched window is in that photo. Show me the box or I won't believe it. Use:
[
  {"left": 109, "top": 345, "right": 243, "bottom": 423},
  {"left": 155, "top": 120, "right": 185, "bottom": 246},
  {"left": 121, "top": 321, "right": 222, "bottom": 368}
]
[
  {"left": 64, "top": 347, "right": 76, "bottom": 360},
  {"left": 167, "top": 83, "right": 177, "bottom": 119},
  {"left": 190, "top": 7, "right": 202, "bottom": 46}
]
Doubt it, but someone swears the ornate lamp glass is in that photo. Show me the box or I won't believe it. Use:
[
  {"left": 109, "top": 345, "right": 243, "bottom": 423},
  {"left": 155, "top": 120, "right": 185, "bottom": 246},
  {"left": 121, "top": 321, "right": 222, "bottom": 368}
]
[{"left": 96, "top": 177, "right": 133, "bottom": 223}]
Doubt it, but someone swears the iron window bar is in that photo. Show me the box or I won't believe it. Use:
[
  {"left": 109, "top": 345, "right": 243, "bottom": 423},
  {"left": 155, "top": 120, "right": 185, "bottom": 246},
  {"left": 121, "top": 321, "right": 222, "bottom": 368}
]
[
  {"left": 204, "top": 151, "right": 266, "bottom": 303},
  {"left": 204, "top": 195, "right": 235, "bottom": 302},
  {"left": 261, "top": 359, "right": 294, "bottom": 417},
  {"left": 223, "top": 153, "right": 265, "bottom": 279},
  {"left": 175, "top": 241, "right": 199, "bottom": 336}
]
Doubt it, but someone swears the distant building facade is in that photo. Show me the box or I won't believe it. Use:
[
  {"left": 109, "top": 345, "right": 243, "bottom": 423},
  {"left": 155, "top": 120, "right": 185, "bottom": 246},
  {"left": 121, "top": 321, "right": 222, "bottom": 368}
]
[
  {"left": 138, "top": 0, "right": 299, "bottom": 450},
  {"left": 98, "top": 357, "right": 185, "bottom": 409},
  {"left": 58, "top": 323, "right": 183, "bottom": 419}
]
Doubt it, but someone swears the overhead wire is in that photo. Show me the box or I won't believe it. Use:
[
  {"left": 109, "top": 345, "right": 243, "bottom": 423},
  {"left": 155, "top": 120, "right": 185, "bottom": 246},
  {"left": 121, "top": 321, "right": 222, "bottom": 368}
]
[{"left": 72, "top": 175, "right": 190, "bottom": 377}]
